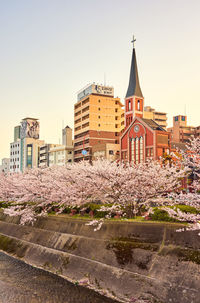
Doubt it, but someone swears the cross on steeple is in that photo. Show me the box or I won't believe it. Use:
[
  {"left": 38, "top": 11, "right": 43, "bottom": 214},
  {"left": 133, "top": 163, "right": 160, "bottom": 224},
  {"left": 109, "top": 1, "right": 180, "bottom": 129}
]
[{"left": 131, "top": 35, "right": 136, "bottom": 48}]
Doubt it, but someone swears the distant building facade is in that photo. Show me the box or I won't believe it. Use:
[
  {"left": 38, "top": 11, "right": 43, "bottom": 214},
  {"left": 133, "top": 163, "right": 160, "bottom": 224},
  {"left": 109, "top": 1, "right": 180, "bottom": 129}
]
[
  {"left": 48, "top": 125, "right": 74, "bottom": 166},
  {"left": 144, "top": 106, "right": 167, "bottom": 129},
  {"left": 49, "top": 145, "right": 74, "bottom": 166},
  {"left": 92, "top": 143, "right": 120, "bottom": 161},
  {"left": 10, "top": 118, "right": 44, "bottom": 172},
  {"left": 167, "top": 115, "right": 200, "bottom": 144},
  {"left": 0, "top": 158, "right": 10, "bottom": 174},
  {"left": 74, "top": 83, "right": 124, "bottom": 162},
  {"left": 38, "top": 144, "right": 59, "bottom": 167},
  {"left": 10, "top": 140, "right": 21, "bottom": 173},
  {"left": 62, "top": 126, "right": 73, "bottom": 147}
]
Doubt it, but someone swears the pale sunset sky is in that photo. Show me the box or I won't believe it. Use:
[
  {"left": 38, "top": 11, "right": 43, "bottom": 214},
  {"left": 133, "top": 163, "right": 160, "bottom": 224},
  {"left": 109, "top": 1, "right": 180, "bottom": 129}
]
[{"left": 0, "top": 0, "right": 200, "bottom": 161}]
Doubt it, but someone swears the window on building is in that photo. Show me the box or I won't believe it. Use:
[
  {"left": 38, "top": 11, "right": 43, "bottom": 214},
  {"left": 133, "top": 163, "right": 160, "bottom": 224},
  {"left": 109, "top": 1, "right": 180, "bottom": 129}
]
[
  {"left": 109, "top": 150, "right": 114, "bottom": 155},
  {"left": 98, "top": 108, "right": 101, "bottom": 111},
  {"left": 175, "top": 116, "right": 178, "bottom": 122},
  {"left": 131, "top": 138, "right": 135, "bottom": 163},
  {"left": 135, "top": 137, "right": 139, "bottom": 164},
  {"left": 128, "top": 100, "right": 131, "bottom": 111},
  {"left": 27, "top": 144, "right": 32, "bottom": 168},
  {"left": 140, "top": 137, "right": 143, "bottom": 162},
  {"left": 98, "top": 116, "right": 100, "bottom": 119},
  {"left": 182, "top": 116, "right": 185, "bottom": 121},
  {"left": 98, "top": 124, "right": 101, "bottom": 127},
  {"left": 115, "top": 109, "right": 118, "bottom": 113},
  {"left": 150, "top": 148, "right": 153, "bottom": 157},
  {"left": 137, "top": 100, "right": 140, "bottom": 111}
]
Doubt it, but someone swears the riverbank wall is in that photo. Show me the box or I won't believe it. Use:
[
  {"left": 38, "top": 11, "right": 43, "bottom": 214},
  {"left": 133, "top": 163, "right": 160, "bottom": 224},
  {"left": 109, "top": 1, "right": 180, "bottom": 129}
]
[{"left": 0, "top": 212, "right": 199, "bottom": 303}]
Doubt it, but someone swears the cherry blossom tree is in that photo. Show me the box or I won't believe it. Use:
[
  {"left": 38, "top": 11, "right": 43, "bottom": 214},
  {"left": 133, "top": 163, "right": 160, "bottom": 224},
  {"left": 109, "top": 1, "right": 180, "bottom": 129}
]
[
  {"left": 0, "top": 137, "right": 199, "bottom": 231},
  {"left": 162, "top": 137, "right": 200, "bottom": 232},
  {"left": 0, "top": 158, "right": 186, "bottom": 225}
]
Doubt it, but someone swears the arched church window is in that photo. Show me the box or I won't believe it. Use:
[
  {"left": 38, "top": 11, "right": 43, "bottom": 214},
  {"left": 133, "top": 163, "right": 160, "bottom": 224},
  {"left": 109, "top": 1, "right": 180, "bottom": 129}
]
[
  {"left": 128, "top": 100, "right": 131, "bottom": 111},
  {"left": 137, "top": 100, "right": 140, "bottom": 111},
  {"left": 140, "top": 137, "right": 143, "bottom": 163},
  {"left": 131, "top": 138, "right": 135, "bottom": 163},
  {"left": 135, "top": 137, "right": 139, "bottom": 164}
]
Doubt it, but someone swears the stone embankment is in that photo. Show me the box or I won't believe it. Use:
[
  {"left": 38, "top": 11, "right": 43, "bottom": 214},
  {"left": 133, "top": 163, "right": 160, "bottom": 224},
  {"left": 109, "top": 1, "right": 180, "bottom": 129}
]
[{"left": 0, "top": 212, "right": 199, "bottom": 303}]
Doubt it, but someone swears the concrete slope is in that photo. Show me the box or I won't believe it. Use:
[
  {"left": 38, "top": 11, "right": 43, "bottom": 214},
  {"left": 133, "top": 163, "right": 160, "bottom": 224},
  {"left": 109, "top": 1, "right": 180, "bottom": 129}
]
[{"left": 0, "top": 212, "right": 199, "bottom": 303}]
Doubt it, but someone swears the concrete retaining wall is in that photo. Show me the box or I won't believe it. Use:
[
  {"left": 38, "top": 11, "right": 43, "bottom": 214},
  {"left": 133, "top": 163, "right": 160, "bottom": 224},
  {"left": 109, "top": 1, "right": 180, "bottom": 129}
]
[{"left": 0, "top": 212, "right": 199, "bottom": 303}]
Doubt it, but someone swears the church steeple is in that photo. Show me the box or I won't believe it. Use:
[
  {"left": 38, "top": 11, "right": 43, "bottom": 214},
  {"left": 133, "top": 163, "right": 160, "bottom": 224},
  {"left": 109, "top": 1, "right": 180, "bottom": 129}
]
[
  {"left": 125, "top": 36, "right": 144, "bottom": 127},
  {"left": 126, "top": 35, "right": 143, "bottom": 99}
]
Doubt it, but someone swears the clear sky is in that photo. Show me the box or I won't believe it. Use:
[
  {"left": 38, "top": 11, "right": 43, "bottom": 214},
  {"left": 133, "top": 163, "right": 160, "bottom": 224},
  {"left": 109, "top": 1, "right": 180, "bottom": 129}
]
[{"left": 0, "top": 0, "right": 200, "bottom": 161}]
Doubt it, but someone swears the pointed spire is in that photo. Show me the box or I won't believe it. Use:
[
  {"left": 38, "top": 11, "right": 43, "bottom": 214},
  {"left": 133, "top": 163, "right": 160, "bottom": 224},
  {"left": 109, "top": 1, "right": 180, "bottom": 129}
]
[{"left": 126, "top": 36, "right": 143, "bottom": 99}]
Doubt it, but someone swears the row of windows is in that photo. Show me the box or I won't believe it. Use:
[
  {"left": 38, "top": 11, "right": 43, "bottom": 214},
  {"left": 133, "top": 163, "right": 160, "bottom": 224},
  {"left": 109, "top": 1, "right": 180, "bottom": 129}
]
[
  {"left": 75, "top": 98, "right": 89, "bottom": 110},
  {"left": 74, "top": 139, "right": 89, "bottom": 147},
  {"left": 74, "top": 131, "right": 89, "bottom": 140},
  {"left": 11, "top": 144, "right": 20, "bottom": 149},
  {"left": 174, "top": 116, "right": 186, "bottom": 122},
  {"left": 127, "top": 100, "right": 141, "bottom": 111},
  {"left": 131, "top": 137, "right": 144, "bottom": 164},
  {"left": 11, "top": 151, "right": 19, "bottom": 155},
  {"left": 126, "top": 116, "right": 133, "bottom": 126},
  {"left": 10, "top": 165, "right": 19, "bottom": 169},
  {"left": 10, "top": 158, "right": 19, "bottom": 162}
]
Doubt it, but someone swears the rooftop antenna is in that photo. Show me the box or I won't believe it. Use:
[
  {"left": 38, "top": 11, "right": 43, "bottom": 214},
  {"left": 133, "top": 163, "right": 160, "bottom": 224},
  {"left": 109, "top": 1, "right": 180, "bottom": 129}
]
[
  {"left": 104, "top": 73, "right": 106, "bottom": 86},
  {"left": 131, "top": 34, "right": 136, "bottom": 48},
  {"left": 184, "top": 104, "right": 186, "bottom": 116}
]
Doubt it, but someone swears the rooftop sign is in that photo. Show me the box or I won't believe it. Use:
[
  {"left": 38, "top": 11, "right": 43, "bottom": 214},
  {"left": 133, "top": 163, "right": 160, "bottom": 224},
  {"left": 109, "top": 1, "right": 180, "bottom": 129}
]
[{"left": 77, "top": 84, "right": 114, "bottom": 101}]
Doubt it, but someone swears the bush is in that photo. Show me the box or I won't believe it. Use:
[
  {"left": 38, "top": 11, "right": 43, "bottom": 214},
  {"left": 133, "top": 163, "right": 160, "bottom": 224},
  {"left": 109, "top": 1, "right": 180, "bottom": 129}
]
[
  {"left": 173, "top": 204, "right": 199, "bottom": 214},
  {"left": 0, "top": 201, "right": 12, "bottom": 209},
  {"left": 149, "top": 208, "right": 177, "bottom": 222}
]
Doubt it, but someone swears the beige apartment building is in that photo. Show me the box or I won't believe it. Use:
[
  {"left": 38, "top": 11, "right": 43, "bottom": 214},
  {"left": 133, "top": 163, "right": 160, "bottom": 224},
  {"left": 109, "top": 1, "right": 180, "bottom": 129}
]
[
  {"left": 167, "top": 115, "right": 199, "bottom": 143},
  {"left": 74, "top": 84, "right": 124, "bottom": 161},
  {"left": 143, "top": 106, "right": 167, "bottom": 129}
]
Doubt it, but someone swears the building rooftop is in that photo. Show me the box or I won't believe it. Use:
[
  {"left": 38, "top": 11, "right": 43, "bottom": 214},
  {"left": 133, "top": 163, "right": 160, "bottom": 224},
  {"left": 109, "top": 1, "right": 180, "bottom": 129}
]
[
  {"left": 141, "top": 118, "right": 166, "bottom": 131},
  {"left": 22, "top": 117, "right": 39, "bottom": 121}
]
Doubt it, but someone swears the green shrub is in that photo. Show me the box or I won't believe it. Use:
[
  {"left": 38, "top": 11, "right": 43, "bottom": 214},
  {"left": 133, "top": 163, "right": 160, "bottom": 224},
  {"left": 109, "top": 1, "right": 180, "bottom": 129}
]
[
  {"left": 0, "top": 202, "right": 12, "bottom": 209},
  {"left": 173, "top": 204, "right": 199, "bottom": 214},
  {"left": 149, "top": 208, "right": 177, "bottom": 222}
]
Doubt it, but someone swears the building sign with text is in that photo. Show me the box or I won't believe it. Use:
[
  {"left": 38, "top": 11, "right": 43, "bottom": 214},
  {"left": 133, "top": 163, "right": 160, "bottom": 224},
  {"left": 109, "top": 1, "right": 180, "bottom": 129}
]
[{"left": 78, "top": 84, "right": 114, "bottom": 101}]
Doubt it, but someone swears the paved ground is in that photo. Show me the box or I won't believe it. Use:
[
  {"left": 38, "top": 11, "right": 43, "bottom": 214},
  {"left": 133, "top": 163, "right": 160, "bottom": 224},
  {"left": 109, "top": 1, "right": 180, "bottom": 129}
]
[{"left": 0, "top": 251, "right": 118, "bottom": 303}]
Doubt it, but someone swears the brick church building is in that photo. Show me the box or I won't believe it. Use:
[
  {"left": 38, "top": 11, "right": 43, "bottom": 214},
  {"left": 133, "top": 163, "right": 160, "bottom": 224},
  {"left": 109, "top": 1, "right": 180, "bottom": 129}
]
[{"left": 120, "top": 38, "right": 171, "bottom": 163}]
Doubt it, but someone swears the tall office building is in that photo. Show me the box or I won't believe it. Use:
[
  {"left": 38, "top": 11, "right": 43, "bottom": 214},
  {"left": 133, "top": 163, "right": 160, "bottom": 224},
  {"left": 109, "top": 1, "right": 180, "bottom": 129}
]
[
  {"left": 10, "top": 118, "right": 44, "bottom": 172},
  {"left": 74, "top": 83, "right": 124, "bottom": 162},
  {"left": 20, "top": 118, "right": 44, "bottom": 171},
  {"left": 10, "top": 125, "right": 21, "bottom": 173},
  {"left": 62, "top": 126, "right": 73, "bottom": 147},
  {"left": 14, "top": 126, "right": 21, "bottom": 142},
  {"left": 10, "top": 140, "right": 21, "bottom": 173}
]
